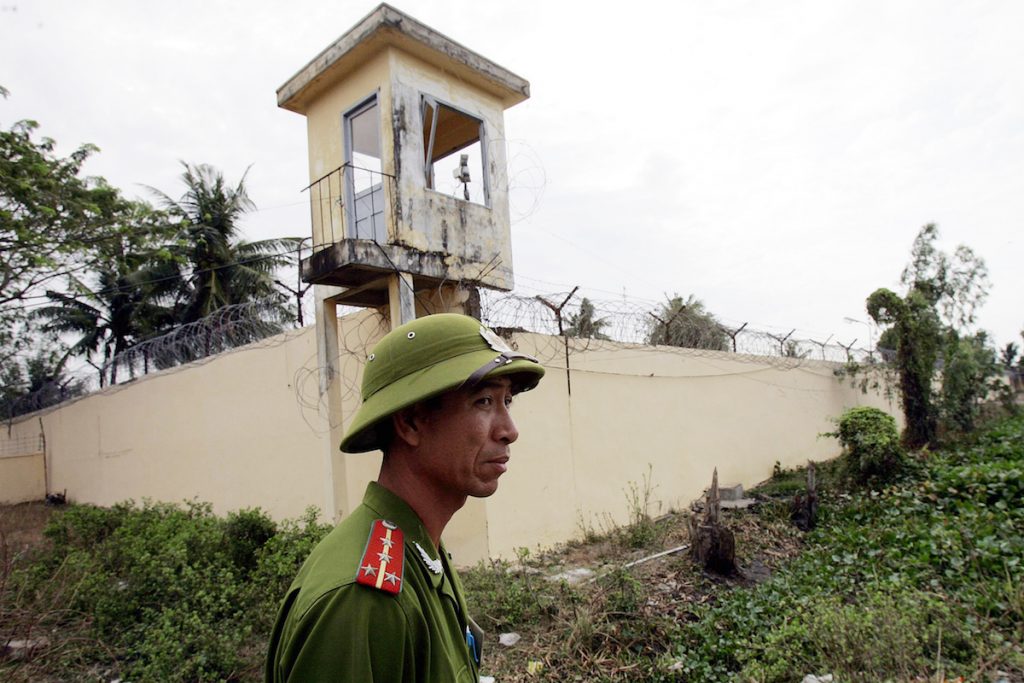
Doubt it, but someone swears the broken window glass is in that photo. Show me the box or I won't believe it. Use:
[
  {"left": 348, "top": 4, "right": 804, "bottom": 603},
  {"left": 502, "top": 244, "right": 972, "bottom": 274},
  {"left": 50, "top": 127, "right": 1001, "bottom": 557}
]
[
  {"left": 422, "top": 98, "right": 487, "bottom": 205},
  {"left": 345, "top": 96, "right": 386, "bottom": 241}
]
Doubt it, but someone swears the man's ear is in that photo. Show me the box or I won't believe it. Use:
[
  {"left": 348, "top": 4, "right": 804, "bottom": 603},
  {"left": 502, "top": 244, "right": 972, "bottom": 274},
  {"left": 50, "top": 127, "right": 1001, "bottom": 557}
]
[{"left": 390, "top": 406, "right": 423, "bottom": 448}]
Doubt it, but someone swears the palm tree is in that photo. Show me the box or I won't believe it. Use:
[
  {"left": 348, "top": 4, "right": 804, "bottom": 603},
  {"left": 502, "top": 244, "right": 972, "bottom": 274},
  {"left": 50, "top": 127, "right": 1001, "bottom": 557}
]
[
  {"left": 0, "top": 350, "right": 85, "bottom": 419},
  {"left": 35, "top": 250, "right": 178, "bottom": 386},
  {"left": 149, "top": 163, "right": 298, "bottom": 324},
  {"left": 34, "top": 206, "right": 179, "bottom": 385},
  {"left": 564, "top": 298, "right": 610, "bottom": 340},
  {"left": 646, "top": 294, "right": 730, "bottom": 351}
]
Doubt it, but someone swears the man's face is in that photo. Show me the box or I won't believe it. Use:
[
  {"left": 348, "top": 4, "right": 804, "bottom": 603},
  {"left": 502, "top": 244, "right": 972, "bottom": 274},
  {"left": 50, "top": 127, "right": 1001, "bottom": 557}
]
[{"left": 409, "top": 376, "right": 520, "bottom": 504}]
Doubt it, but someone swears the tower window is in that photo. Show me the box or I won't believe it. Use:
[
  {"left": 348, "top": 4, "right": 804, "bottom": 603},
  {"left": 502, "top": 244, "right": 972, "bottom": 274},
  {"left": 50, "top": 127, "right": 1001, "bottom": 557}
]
[
  {"left": 422, "top": 97, "right": 488, "bottom": 206},
  {"left": 344, "top": 95, "right": 386, "bottom": 242}
]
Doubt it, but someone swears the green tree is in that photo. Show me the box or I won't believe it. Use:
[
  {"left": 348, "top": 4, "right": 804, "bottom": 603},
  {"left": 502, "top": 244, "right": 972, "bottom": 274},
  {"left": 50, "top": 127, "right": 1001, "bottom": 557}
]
[
  {"left": 867, "top": 287, "right": 942, "bottom": 448},
  {"left": 1, "top": 88, "right": 136, "bottom": 369},
  {"left": 1000, "top": 342, "right": 1019, "bottom": 370},
  {"left": 564, "top": 298, "right": 610, "bottom": 340},
  {"left": 647, "top": 294, "right": 729, "bottom": 351},
  {"left": 783, "top": 340, "right": 808, "bottom": 359},
  {"left": 34, "top": 209, "right": 180, "bottom": 386},
  {"left": 150, "top": 163, "right": 298, "bottom": 324},
  {"left": 866, "top": 224, "right": 990, "bottom": 448},
  {"left": 877, "top": 326, "right": 899, "bottom": 353},
  {"left": 0, "top": 349, "right": 85, "bottom": 419},
  {"left": 939, "top": 331, "right": 998, "bottom": 433},
  {"left": 899, "top": 224, "right": 989, "bottom": 329}
]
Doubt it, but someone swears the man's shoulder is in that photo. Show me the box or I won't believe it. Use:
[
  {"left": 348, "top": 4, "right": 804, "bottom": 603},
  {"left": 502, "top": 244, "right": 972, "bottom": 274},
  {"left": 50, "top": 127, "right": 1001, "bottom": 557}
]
[
  {"left": 287, "top": 506, "right": 415, "bottom": 622},
  {"left": 291, "top": 506, "right": 375, "bottom": 593}
]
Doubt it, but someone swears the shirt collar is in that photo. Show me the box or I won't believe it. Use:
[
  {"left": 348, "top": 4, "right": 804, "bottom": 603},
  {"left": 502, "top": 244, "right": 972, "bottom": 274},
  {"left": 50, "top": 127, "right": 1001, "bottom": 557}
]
[{"left": 361, "top": 481, "right": 446, "bottom": 588}]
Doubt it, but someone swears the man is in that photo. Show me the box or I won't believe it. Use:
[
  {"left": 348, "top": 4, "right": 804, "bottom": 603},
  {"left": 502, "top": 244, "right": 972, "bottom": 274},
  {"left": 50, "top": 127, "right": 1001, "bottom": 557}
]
[{"left": 266, "top": 313, "right": 545, "bottom": 682}]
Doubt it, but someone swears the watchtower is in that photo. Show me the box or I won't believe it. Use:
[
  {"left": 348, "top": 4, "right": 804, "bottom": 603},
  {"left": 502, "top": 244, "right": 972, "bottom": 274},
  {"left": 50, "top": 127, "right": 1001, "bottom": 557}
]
[
  {"left": 277, "top": 4, "right": 530, "bottom": 527},
  {"left": 278, "top": 2, "right": 529, "bottom": 326}
]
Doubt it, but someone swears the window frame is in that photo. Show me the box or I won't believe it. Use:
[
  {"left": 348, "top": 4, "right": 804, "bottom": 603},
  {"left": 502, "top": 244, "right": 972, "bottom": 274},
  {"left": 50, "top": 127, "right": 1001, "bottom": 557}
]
[
  {"left": 421, "top": 95, "right": 490, "bottom": 207},
  {"left": 342, "top": 92, "right": 386, "bottom": 241}
]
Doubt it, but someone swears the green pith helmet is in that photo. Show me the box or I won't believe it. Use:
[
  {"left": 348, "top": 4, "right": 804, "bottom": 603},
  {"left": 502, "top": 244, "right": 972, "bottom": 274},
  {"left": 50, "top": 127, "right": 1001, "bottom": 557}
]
[{"left": 339, "top": 314, "right": 545, "bottom": 453}]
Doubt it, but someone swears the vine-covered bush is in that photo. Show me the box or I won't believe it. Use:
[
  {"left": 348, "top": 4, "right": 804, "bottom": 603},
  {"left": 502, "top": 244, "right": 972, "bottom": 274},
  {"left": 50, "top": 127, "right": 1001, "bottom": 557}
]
[
  {"left": 5, "top": 501, "right": 331, "bottom": 682},
  {"left": 831, "top": 406, "right": 906, "bottom": 485}
]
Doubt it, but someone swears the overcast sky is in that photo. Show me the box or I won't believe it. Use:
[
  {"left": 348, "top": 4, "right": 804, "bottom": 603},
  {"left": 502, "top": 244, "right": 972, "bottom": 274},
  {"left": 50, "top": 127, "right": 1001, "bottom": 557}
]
[{"left": 2, "top": 0, "right": 1021, "bottom": 348}]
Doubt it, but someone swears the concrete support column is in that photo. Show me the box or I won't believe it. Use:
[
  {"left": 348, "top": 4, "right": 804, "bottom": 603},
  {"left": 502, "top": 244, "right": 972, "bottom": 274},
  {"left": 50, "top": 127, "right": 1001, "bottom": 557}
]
[
  {"left": 388, "top": 272, "right": 416, "bottom": 327},
  {"left": 313, "top": 284, "right": 349, "bottom": 522}
]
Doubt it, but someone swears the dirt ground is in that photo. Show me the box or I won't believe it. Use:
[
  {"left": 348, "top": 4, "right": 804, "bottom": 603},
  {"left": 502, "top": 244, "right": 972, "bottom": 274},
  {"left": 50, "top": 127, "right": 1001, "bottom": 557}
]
[
  {"left": 476, "top": 502, "right": 807, "bottom": 681},
  {"left": 0, "top": 501, "right": 55, "bottom": 558}
]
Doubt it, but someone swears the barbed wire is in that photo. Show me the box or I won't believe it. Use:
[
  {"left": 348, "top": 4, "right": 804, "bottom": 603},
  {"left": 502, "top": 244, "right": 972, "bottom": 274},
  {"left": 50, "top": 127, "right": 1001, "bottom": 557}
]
[
  {"left": 477, "top": 289, "right": 889, "bottom": 367},
  {"left": 2, "top": 301, "right": 295, "bottom": 422},
  {"left": 292, "top": 309, "right": 390, "bottom": 436},
  {"left": 102, "top": 301, "right": 292, "bottom": 382},
  {"left": 4, "top": 288, "right": 895, "bottom": 424}
]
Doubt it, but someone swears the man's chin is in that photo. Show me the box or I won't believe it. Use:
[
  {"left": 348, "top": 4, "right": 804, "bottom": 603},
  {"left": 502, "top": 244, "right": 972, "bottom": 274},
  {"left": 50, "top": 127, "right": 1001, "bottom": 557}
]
[{"left": 470, "top": 481, "right": 500, "bottom": 499}]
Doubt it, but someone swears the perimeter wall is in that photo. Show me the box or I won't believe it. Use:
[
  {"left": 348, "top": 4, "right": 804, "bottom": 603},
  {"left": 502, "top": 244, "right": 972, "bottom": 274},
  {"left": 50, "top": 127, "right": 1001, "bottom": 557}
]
[{"left": 0, "top": 313, "right": 897, "bottom": 564}]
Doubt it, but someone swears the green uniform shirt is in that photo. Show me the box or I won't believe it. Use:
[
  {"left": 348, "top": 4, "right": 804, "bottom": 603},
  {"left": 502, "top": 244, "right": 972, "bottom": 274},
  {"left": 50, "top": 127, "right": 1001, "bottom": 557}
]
[{"left": 265, "top": 482, "right": 482, "bottom": 683}]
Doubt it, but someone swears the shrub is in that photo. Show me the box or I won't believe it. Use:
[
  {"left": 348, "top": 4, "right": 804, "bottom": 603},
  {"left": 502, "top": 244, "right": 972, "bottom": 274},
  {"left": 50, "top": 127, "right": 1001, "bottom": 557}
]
[
  {"left": 940, "top": 332, "right": 1001, "bottom": 435},
  {"left": 3, "top": 500, "right": 331, "bottom": 682},
  {"left": 739, "top": 588, "right": 965, "bottom": 683},
  {"left": 42, "top": 501, "right": 132, "bottom": 550},
  {"left": 225, "top": 507, "right": 278, "bottom": 575},
  {"left": 462, "top": 553, "right": 547, "bottom": 631},
  {"left": 830, "top": 406, "right": 906, "bottom": 485}
]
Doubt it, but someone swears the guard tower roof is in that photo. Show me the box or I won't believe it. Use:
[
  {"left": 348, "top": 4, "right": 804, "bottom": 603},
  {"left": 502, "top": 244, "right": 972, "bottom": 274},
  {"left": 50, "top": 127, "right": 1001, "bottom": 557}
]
[{"left": 277, "top": 3, "right": 530, "bottom": 114}]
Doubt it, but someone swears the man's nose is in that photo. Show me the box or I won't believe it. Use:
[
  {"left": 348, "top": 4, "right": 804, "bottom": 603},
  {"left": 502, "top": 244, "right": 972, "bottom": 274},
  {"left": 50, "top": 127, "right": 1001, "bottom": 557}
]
[{"left": 494, "top": 404, "right": 519, "bottom": 444}]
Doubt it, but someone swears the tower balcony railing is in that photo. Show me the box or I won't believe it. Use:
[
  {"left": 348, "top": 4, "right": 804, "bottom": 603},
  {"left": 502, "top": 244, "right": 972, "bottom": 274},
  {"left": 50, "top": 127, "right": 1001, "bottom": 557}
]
[{"left": 303, "top": 163, "right": 398, "bottom": 254}]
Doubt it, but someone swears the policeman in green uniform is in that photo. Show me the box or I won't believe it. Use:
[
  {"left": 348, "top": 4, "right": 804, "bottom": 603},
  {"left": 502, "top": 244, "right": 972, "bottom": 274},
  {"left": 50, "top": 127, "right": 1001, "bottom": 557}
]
[{"left": 266, "top": 313, "right": 545, "bottom": 682}]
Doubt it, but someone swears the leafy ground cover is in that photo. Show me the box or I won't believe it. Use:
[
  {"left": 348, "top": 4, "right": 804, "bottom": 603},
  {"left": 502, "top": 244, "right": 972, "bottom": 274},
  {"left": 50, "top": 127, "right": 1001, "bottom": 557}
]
[
  {"left": 1, "top": 502, "right": 330, "bottom": 682},
  {"left": 2, "top": 415, "right": 1022, "bottom": 682},
  {"left": 466, "top": 416, "right": 1024, "bottom": 682}
]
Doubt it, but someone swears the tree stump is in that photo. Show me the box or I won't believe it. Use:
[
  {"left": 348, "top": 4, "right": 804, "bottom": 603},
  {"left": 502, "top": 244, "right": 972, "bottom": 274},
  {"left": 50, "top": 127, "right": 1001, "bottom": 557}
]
[
  {"left": 688, "top": 468, "right": 738, "bottom": 575},
  {"left": 790, "top": 461, "right": 818, "bottom": 531}
]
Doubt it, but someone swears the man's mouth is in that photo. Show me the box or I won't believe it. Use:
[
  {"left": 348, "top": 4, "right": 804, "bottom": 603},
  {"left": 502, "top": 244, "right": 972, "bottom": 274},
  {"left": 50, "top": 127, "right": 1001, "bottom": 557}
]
[{"left": 486, "top": 455, "right": 509, "bottom": 474}]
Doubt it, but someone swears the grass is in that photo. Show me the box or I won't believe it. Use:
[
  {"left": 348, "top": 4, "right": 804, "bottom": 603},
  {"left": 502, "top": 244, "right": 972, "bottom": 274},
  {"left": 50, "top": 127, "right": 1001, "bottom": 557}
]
[
  {"left": 0, "top": 502, "right": 52, "bottom": 555},
  {"left": 465, "top": 415, "right": 1024, "bottom": 682},
  {"left": 2, "top": 415, "right": 1022, "bottom": 682}
]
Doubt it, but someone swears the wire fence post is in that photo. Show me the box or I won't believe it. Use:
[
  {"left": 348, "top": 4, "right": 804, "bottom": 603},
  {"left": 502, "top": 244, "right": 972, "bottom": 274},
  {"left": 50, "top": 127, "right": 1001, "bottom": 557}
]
[
  {"left": 811, "top": 334, "right": 833, "bottom": 360},
  {"left": 840, "top": 339, "right": 858, "bottom": 362},
  {"left": 723, "top": 322, "right": 748, "bottom": 353},
  {"left": 536, "top": 286, "right": 579, "bottom": 395},
  {"left": 768, "top": 329, "right": 796, "bottom": 356}
]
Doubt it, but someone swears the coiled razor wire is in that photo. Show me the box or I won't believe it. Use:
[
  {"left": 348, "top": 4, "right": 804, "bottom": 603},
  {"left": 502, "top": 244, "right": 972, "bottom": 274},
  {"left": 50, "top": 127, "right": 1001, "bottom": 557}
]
[
  {"left": 6, "top": 289, "right": 900, "bottom": 422},
  {"left": 102, "top": 301, "right": 291, "bottom": 382},
  {"left": 3, "top": 302, "right": 295, "bottom": 422},
  {"left": 476, "top": 290, "right": 890, "bottom": 367}
]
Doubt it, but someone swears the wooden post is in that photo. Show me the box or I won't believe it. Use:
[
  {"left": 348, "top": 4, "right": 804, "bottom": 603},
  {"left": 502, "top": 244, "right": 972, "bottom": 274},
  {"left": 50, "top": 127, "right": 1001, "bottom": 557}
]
[
  {"left": 791, "top": 461, "right": 818, "bottom": 531},
  {"left": 687, "top": 468, "right": 738, "bottom": 575}
]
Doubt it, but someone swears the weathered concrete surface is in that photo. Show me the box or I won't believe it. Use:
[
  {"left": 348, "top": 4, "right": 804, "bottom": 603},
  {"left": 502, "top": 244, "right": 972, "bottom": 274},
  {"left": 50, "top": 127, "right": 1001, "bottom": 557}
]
[{"left": 278, "top": 3, "right": 529, "bottom": 113}]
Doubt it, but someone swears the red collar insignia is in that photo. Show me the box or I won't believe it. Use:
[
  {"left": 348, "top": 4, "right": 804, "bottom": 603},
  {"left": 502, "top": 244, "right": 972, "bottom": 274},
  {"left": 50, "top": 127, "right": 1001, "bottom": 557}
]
[{"left": 356, "top": 519, "right": 404, "bottom": 595}]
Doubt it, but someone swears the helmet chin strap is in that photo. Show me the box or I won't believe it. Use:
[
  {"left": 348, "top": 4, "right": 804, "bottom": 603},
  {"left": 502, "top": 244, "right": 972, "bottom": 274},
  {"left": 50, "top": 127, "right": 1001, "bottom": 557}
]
[
  {"left": 463, "top": 327, "right": 538, "bottom": 388},
  {"left": 461, "top": 353, "right": 517, "bottom": 389}
]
